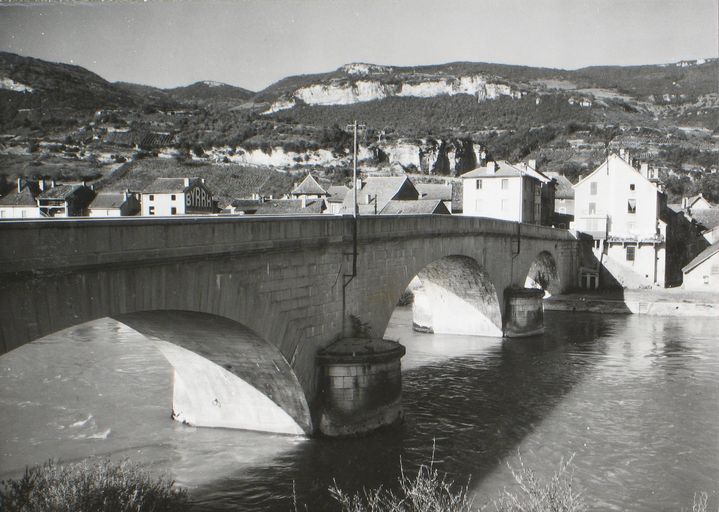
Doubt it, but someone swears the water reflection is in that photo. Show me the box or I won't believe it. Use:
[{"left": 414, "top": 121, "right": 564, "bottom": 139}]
[{"left": 0, "top": 310, "right": 717, "bottom": 511}]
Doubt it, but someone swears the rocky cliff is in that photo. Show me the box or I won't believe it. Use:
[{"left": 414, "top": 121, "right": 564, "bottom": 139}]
[
  {"left": 262, "top": 63, "right": 522, "bottom": 114},
  {"left": 205, "top": 137, "right": 483, "bottom": 176}
]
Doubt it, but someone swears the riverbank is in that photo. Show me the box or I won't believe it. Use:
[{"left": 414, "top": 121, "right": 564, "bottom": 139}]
[{"left": 545, "top": 288, "right": 719, "bottom": 316}]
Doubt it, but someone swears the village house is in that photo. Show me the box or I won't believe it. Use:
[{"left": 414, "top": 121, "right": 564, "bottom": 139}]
[
  {"left": 88, "top": 190, "right": 141, "bottom": 217},
  {"left": 571, "top": 153, "right": 668, "bottom": 288},
  {"left": 681, "top": 241, "right": 719, "bottom": 291},
  {"left": 0, "top": 178, "right": 42, "bottom": 219},
  {"left": 325, "top": 185, "right": 350, "bottom": 215},
  {"left": 37, "top": 183, "right": 96, "bottom": 217},
  {"left": 460, "top": 160, "right": 555, "bottom": 225},
  {"left": 340, "top": 176, "right": 421, "bottom": 215},
  {"left": 140, "top": 177, "right": 215, "bottom": 216},
  {"left": 379, "top": 199, "right": 450, "bottom": 215},
  {"left": 254, "top": 198, "right": 325, "bottom": 215},
  {"left": 545, "top": 172, "right": 574, "bottom": 228},
  {"left": 289, "top": 174, "right": 328, "bottom": 200},
  {"left": 415, "top": 182, "right": 454, "bottom": 213}
]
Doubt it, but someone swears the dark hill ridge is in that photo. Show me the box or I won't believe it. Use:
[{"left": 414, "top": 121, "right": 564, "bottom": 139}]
[
  {"left": 165, "top": 81, "right": 255, "bottom": 102},
  {"left": 0, "top": 51, "right": 142, "bottom": 123}
]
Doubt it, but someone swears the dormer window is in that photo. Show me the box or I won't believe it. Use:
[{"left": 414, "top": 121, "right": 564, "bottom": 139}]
[{"left": 627, "top": 199, "right": 636, "bottom": 214}]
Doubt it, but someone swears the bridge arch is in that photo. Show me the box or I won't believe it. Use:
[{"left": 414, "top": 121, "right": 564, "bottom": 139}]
[
  {"left": 115, "top": 310, "right": 312, "bottom": 435},
  {"left": 397, "top": 255, "right": 503, "bottom": 337},
  {"left": 523, "top": 250, "right": 561, "bottom": 297}
]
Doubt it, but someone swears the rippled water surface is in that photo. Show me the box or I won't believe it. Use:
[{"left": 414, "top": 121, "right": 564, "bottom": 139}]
[{"left": 1, "top": 309, "right": 717, "bottom": 511}]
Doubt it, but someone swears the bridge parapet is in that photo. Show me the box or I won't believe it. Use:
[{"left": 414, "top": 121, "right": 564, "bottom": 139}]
[{"left": 0, "top": 215, "right": 580, "bottom": 436}]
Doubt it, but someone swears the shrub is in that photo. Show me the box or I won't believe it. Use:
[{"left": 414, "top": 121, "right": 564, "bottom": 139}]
[
  {"left": 0, "top": 458, "right": 188, "bottom": 512},
  {"left": 327, "top": 453, "right": 587, "bottom": 512},
  {"left": 397, "top": 289, "right": 414, "bottom": 306},
  {"left": 491, "top": 455, "right": 586, "bottom": 512},
  {"left": 329, "top": 457, "right": 474, "bottom": 512}
]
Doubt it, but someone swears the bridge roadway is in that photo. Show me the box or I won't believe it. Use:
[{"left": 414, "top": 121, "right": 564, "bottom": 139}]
[{"left": 0, "top": 214, "right": 580, "bottom": 436}]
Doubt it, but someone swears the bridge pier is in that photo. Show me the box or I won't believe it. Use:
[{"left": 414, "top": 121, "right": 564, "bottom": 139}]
[
  {"left": 503, "top": 287, "right": 545, "bottom": 337},
  {"left": 317, "top": 338, "right": 405, "bottom": 437}
]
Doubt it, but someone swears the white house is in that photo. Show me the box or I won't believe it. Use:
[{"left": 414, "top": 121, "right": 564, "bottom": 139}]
[
  {"left": 0, "top": 179, "right": 41, "bottom": 219},
  {"left": 88, "top": 190, "right": 140, "bottom": 217},
  {"left": 325, "top": 185, "right": 349, "bottom": 215},
  {"left": 681, "top": 241, "right": 719, "bottom": 290},
  {"left": 289, "top": 174, "right": 328, "bottom": 200},
  {"left": 141, "top": 177, "right": 214, "bottom": 216},
  {"left": 571, "top": 153, "right": 668, "bottom": 288},
  {"left": 461, "top": 160, "right": 554, "bottom": 225}
]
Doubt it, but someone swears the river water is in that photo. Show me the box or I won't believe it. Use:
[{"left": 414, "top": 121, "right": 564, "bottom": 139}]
[{"left": 0, "top": 309, "right": 717, "bottom": 511}]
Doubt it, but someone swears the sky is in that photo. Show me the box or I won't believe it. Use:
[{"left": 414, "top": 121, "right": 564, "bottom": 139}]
[{"left": 0, "top": 0, "right": 717, "bottom": 91}]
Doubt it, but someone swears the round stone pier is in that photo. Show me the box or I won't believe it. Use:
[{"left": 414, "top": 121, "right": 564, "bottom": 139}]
[
  {"left": 317, "top": 337, "right": 406, "bottom": 437},
  {"left": 504, "top": 287, "right": 545, "bottom": 337}
]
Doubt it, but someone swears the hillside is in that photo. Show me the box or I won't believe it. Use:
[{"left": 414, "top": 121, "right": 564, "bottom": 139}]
[
  {"left": 0, "top": 52, "right": 717, "bottom": 204},
  {"left": 165, "top": 81, "right": 255, "bottom": 104}
]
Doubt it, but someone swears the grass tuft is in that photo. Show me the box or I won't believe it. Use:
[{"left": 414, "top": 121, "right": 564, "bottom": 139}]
[{"left": 0, "top": 458, "right": 188, "bottom": 512}]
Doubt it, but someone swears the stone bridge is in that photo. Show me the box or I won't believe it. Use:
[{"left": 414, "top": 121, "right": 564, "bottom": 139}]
[{"left": 0, "top": 215, "right": 579, "bottom": 436}]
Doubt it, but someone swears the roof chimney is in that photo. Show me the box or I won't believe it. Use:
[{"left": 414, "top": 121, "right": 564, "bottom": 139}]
[
  {"left": 39, "top": 178, "right": 45, "bottom": 192},
  {"left": 640, "top": 162, "right": 649, "bottom": 178},
  {"left": 486, "top": 161, "right": 497, "bottom": 174},
  {"left": 184, "top": 178, "right": 190, "bottom": 187},
  {"left": 17, "top": 177, "right": 22, "bottom": 193},
  {"left": 301, "top": 196, "right": 307, "bottom": 208},
  {"left": 356, "top": 178, "right": 363, "bottom": 190},
  {"left": 528, "top": 159, "right": 537, "bottom": 171}
]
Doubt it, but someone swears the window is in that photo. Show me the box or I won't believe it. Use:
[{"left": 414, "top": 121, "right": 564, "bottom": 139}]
[
  {"left": 501, "top": 179, "right": 509, "bottom": 190},
  {"left": 593, "top": 240, "right": 601, "bottom": 249},
  {"left": 149, "top": 195, "right": 154, "bottom": 201},
  {"left": 171, "top": 207, "right": 177, "bottom": 215},
  {"left": 588, "top": 202, "right": 596, "bottom": 214},
  {"left": 629, "top": 184, "right": 635, "bottom": 191},
  {"left": 627, "top": 199, "right": 636, "bottom": 214},
  {"left": 171, "top": 194, "right": 176, "bottom": 200},
  {"left": 148, "top": 206, "right": 155, "bottom": 215},
  {"left": 476, "top": 179, "right": 482, "bottom": 190},
  {"left": 626, "top": 246, "right": 635, "bottom": 261},
  {"left": 590, "top": 182, "right": 597, "bottom": 195}
]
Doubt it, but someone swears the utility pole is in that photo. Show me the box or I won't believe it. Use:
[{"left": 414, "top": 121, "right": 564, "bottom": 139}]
[
  {"left": 345, "top": 121, "right": 365, "bottom": 277},
  {"left": 342, "top": 120, "right": 365, "bottom": 336}
]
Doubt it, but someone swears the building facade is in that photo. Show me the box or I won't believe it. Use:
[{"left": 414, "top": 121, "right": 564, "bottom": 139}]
[
  {"left": 0, "top": 179, "right": 42, "bottom": 219},
  {"left": 682, "top": 241, "right": 719, "bottom": 290},
  {"left": 571, "top": 153, "right": 667, "bottom": 288},
  {"left": 141, "top": 177, "right": 214, "bottom": 216},
  {"left": 88, "top": 191, "right": 141, "bottom": 217},
  {"left": 461, "top": 160, "right": 554, "bottom": 225}
]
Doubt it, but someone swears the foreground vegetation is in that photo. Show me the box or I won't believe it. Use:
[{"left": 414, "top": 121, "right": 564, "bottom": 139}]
[
  {"left": 325, "top": 454, "right": 714, "bottom": 512},
  {"left": 325, "top": 454, "right": 586, "bottom": 512},
  {"left": 0, "top": 458, "right": 188, "bottom": 512}
]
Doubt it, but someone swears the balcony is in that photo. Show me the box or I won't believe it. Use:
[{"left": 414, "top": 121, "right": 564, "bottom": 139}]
[{"left": 571, "top": 215, "right": 607, "bottom": 238}]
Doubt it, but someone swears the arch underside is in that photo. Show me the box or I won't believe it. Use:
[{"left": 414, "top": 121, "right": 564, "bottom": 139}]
[
  {"left": 525, "top": 251, "right": 561, "bottom": 296},
  {"left": 411, "top": 255, "right": 503, "bottom": 337},
  {"left": 114, "top": 311, "right": 312, "bottom": 436}
]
